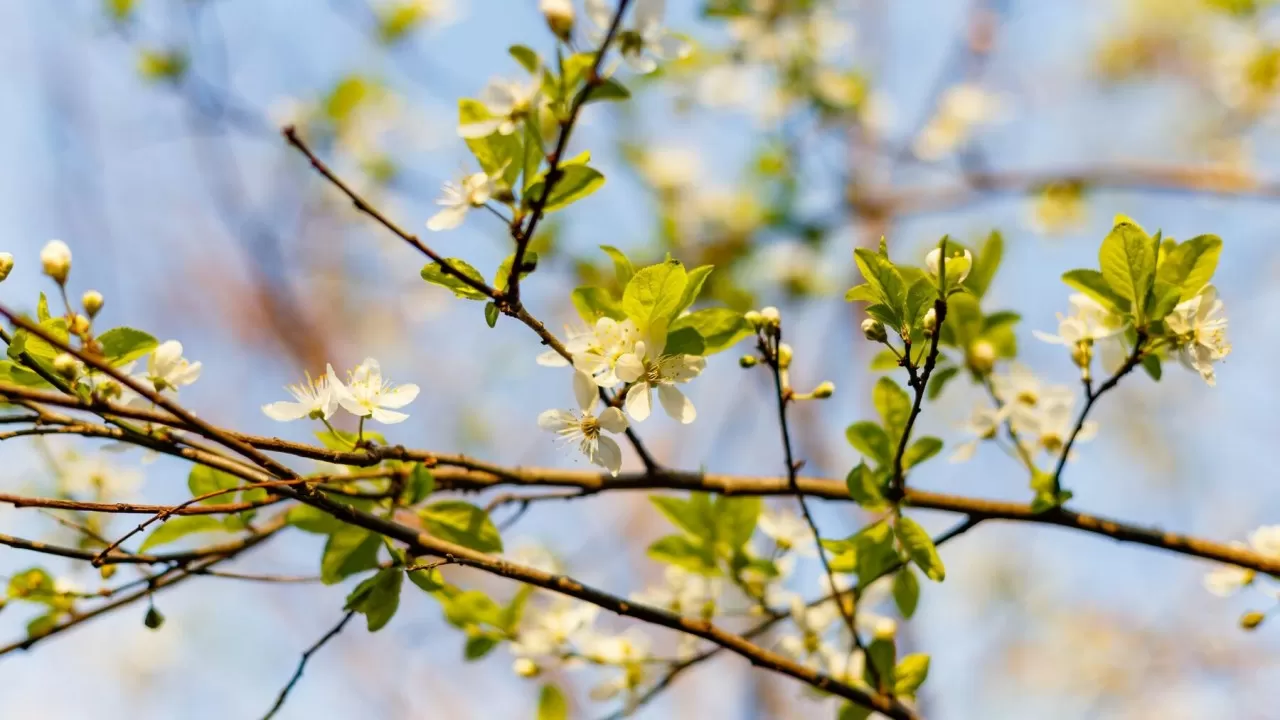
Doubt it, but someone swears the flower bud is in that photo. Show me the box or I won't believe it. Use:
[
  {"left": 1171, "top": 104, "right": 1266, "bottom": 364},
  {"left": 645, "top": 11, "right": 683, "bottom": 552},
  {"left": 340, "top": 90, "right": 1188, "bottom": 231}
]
[
  {"left": 0, "top": 252, "right": 13, "bottom": 282},
  {"left": 760, "top": 306, "right": 781, "bottom": 327},
  {"left": 872, "top": 618, "right": 898, "bottom": 640},
  {"left": 513, "top": 657, "right": 540, "bottom": 677},
  {"left": 82, "top": 290, "right": 104, "bottom": 318},
  {"left": 777, "top": 343, "right": 793, "bottom": 368},
  {"left": 922, "top": 307, "right": 937, "bottom": 336},
  {"left": 540, "top": 0, "right": 575, "bottom": 41},
  {"left": 144, "top": 605, "right": 165, "bottom": 630},
  {"left": 1070, "top": 340, "right": 1092, "bottom": 369},
  {"left": 812, "top": 381, "right": 835, "bottom": 399},
  {"left": 40, "top": 240, "right": 72, "bottom": 285},
  {"left": 861, "top": 318, "right": 887, "bottom": 344},
  {"left": 739, "top": 354, "right": 758, "bottom": 368},
  {"left": 925, "top": 247, "right": 972, "bottom": 284},
  {"left": 99, "top": 564, "right": 117, "bottom": 581},
  {"left": 743, "top": 310, "right": 763, "bottom": 329},
  {"left": 70, "top": 314, "right": 91, "bottom": 336},
  {"left": 967, "top": 339, "right": 996, "bottom": 375},
  {"left": 53, "top": 353, "right": 80, "bottom": 380},
  {"left": 1241, "top": 610, "right": 1266, "bottom": 631}
]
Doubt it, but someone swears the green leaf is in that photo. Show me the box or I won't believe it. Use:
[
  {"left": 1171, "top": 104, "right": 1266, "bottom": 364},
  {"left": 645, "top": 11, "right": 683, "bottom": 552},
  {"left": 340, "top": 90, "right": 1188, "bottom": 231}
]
[
  {"left": 845, "top": 421, "right": 892, "bottom": 467},
  {"left": 869, "top": 349, "right": 901, "bottom": 371},
  {"left": 321, "top": 526, "right": 382, "bottom": 584},
  {"left": 494, "top": 251, "right": 539, "bottom": 291},
  {"left": 892, "top": 567, "right": 920, "bottom": 619},
  {"left": 97, "top": 327, "right": 159, "bottom": 366},
  {"left": 1141, "top": 353, "right": 1162, "bottom": 381},
  {"left": 872, "top": 377, "right": 911, "bottom": 441},
  {"left": 439, "top": 589, "right": 502, "bottom": 629},
  {"left": 418, "top": 501, "right": 503, "bottom": 553},
  {"left": 408, "top": 566, "right": 445, "bottom": 593},
  {"left": 853, "top": 248, "right": 904, "bottom": 324},
  {"left": 845, "top": 283, "right": 880, "bottom": 303},
  {"left": 647, "top": 534, "right": 715, "bottom": 573},
  {"left": 582, "top": 77, "right": 631, "bottom": 104},
  {"left": 36, "top": 293, "right": 50, "bottom": 323},
  {"left": 893, "top": 653, "right": 931, "bottom": 696},
  {"left": 1157, "top": 234, "right": 1223, "bottom": 301},
  {"left": 0, "top": 360, "right": 53, "bottom": 388},
  {"left": 1144, "top": 280, "right": 1182, "bottom": 322},
  {"left": 1099, "top": 221, "right": 1156, "bottom": 318},
  {"left": 526, "top": 165, "right": 605, "bottom": 213},
  {"left": 667, "top": 308, "right": 750, "bottom": 355},
  {"left": 622, "top": 260, "right": 687, "bottom": 336},
  {"left": 714, "top": 495, "right": 761, "bottom": 550},
  {"left": 650, "top": 494, "right": 712, "bottom": 539},
  {"left": 139, "top": 516, "right": 226, "bottom": 551},
  {"left": 673, "top": 265, "right": 714, "bottom": 317},
  {"left": 964, "top": 230, "right": 1003, "bottom": 298},
  {"left": 287, "top": 504, "right": 346, "bottom": 534},
  {"left": 465, "top": 633, "right": 501, "bottom": 660},
  {"left": 1061, "top": 269, "right": 1129, "bottom": 314},
  {"left": 866, "top": 635, "right": 896, "bottom": 688},
  {"left": 7, "top": 567, "right": 55, "bottom": 601},
  {"left": 508, "top": 45, "right": 541, "bottom": 73},
  {"left": 538, "top": 684, "right": 569, "bottom": 720},
  {"left": 838, "top": 703, "right": 874, "bottom": 720},
  {"left": 854, "top": 521, "right": 900, "bottom": 582},
  {"left": 484, "top": 302, "right": 499, "bottom": 328},
  {"left": 940, "top": 293, "right": 983, "bottom": 348},
  {"left": 570, "top": 287, "right": 624, "bottom": 323},
  {"left": 345, "top": 568, "right": 403, "bottom": 632},
  {"left": 421, "top": 259, "right": 489, "bottom": 301},
  {"left": 895, "top": 516, "right": 945, "bottom": 581},
  {"left": 902, "top": 437, "right": 943, "bottom": 469},
  {"left": 12, "top": 319, "right": 69, "bottom": 361},
  {"left": 187, "top": 465, "right": 241, "bottom": 505},
  {"left": 404, "top": 464, "right": 436, "bottom": 504},
  {"left": 845, "top": 462, "right": 888, "bottom": 510},
  {"left": 903, "top": 278, "right": 937, "bottom": 329},
  {"left": 313, "top": 427, "right": 386, "bottom": 449},
  {"left": 599, "top": 245, "right": 634, "bottom": 287},
  {"left": 458, "top": 98, "right": 523, "bottom": 182},
  {"left": 926, "top": 365, "right": 959, "bottom": 400}
]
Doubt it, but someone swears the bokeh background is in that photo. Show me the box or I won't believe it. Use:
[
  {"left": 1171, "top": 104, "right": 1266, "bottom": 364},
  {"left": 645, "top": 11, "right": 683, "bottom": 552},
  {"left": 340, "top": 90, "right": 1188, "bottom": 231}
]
[{"left": 2, "top": 0, "right": 1280, "bottom": 717}]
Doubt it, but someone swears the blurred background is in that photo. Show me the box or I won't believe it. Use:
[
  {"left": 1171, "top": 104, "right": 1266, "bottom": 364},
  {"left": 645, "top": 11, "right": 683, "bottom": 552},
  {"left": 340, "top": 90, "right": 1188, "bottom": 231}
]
[{"left": 2, "top": 0, "right": 1280, "bottom": 717}]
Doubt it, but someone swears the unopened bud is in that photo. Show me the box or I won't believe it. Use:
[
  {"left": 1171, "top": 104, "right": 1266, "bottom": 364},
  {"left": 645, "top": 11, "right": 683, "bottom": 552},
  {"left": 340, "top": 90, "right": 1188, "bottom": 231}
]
[
  {"left": 777, "top": 343, "right": 793, "bottom": 368},
  {"left": 861, "top": 318, "right": 887, "bottom": 344},
  {"left": 967, "top": 340, "right": 996, "bottom": 375},
  {"left": 513, "top": 657, "right": 540, "bottom": 677},
  {"left": 812, "top": 381, "right": 835, "bottom": 399},
  {"left": 922, "top": 307, "right": 937, "bottom": 336},
  {"left": 872, "top": 618, "right": 898, "bottom": 640},
  {"left": 99, "top": 565, "right": 117, "bottom": 581},
  {"left": 96, "top": 379, "right": 122, "bottom": 402},
  {"left": 1241, "top": 611, "right": 1266, "bottom": 630},
  {"left": 925, "top": 246, "right": 972, "bottom": 284},
  {"left": 70, "top": 314, "right": 91, "bottom": 336},
  {"left": 40, "top": 240, "right": 72, "bottom": 285},
  {"left": 744, "top": 310, "right": 763, "bottom": 329},
  {"left": 0, "top": 252, "right": 13, "bottom": 282},
  {"left": 540, "top": 0, "right": 575, "bottom": 41},
  {"left": 144, "top": 605, "right": 165, "bottom": 630},
  {"left": 82, "top": 290, "right": 104, "bottom": 318},
  {"left": 53, "top": 353, "right": 80, "bottom": 380},
  {"left": 760, "top": 306, "right": 781, "bottom": 327},
  {"left": 739, "top": 355, "right": 758, "bottom": 368}
]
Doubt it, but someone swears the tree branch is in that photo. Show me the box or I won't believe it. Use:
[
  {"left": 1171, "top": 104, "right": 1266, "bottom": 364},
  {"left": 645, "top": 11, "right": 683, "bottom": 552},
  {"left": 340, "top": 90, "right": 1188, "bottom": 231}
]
[{"left": 262, "top": 611, "right": 356, "bottom": 720}]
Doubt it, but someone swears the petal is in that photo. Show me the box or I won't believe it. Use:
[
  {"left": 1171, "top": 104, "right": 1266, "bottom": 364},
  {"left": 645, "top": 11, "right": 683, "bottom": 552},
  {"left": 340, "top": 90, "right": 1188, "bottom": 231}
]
[
  {"left": 370, "top": 407, "right": 409, "bottom": 424},
  {"left": 538, "top": 409, "right": 578, "bottom": 433},
  {"left": 624, "top": 383, "right": 652, "bottom": 421},
  {"left": 633, "top": 0, "right": 664, "bottom": 30},
  {"left": 656, "top": 33, "right": 689, "bottom": 61},
  {"left": 657, "top": 384, "right": 696, "bottom": 424},
  {"left": 597, "top": 407, "right": 628, "bottom": 433},
  {"left": 1031, "top": 330, "right": 1065, "bottom": 345},
  {"left": 624, "top": 49, "right": 659, "bottom": 74},
  {"left": 326, "top": 364, "right": 352, "bottom": 399},
  {"left": 585, "top": 0, "right": 613, "bottom": 29},
  {"left": 171, "top": 361, "right": 202, "bottom": 387},
  {"left": 457, "top": 118, "right": 503, "bottom": 139},
  {"left": 537, "top": 350, "right": 570, "bottom": 367},
  {"left": 338, "top": 395, "right": 370, "bottom": 417},
  {"left": 594, "top": 435, "right": 623, "bottom": 476},
  {"left": 614, "top": 353, "right": 644, "bottom": 383},
  {"left": 378, "top": 383, "right": 420, "bottom": 409},
  {"left": 262, "top": 401, "right": 310, "bottom": 422},
  {"left": 427, "top": 206, "right": 468, "bottom": 231},
  {"left": 949, "top": 441, "right": 977, "bottom": 463},
  {"left": 573, "top": 371, "right": 598, "bottom": 413}
]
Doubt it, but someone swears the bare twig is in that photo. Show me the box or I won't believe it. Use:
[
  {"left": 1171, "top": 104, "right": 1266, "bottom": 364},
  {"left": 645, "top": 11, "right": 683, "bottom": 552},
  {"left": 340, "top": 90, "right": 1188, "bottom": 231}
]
[{"left": 261, "top": 611, "right": 357, "bottom": 720}]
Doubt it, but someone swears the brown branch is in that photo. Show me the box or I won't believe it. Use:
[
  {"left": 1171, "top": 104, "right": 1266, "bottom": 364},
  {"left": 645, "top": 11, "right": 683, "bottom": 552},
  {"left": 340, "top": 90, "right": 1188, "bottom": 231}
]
[
  {"left": 281, "top": 125, "right": 499, "bottom": 301},
  {"left": 0, "top": 514, "right": 289, "bottom": 566},
  {"left": 1, "top": 491, "right": 281, "bottom": 516}
]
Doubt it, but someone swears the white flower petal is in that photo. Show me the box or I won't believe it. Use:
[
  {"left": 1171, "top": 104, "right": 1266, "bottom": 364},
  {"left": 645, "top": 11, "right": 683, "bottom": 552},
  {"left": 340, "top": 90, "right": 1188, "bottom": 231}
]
[
  {"left": 427, "top": 206, "right": 468, "bottom": 231},
  {"left": 624, "top": 382, "right": 652, "bottom": 421},
  {"left": 538, "top": 409, "right": 578, "bottom": 433},
  {"left": 657, "top": 383, "right": 695, "bottom": 424},
  {"left": 378, "top": 383, "right": 420, "bottom": 409},
  {"left": 598, "top": 407, "right": 628, "bottom": 433},
  {"left": 261, "top": 401, "right": 310, "bottom": 422},
  {"left": 573, "top": 371, "right": 598, "bottom": 413},
  {"left": 614, "top": 353, "right": 644, "bottom": 383},
  {"left": 370, "top": 407, "right": 409, "bottom": 424},
  {"left": 594, "top": 435, "right": 623, "bottom": 476},
  {"left": 537, "top": 350, "right": 570, "bottom": 367}
]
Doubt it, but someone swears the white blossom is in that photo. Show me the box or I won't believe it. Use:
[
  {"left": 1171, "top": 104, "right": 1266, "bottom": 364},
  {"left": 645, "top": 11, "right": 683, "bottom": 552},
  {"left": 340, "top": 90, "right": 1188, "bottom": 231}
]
[
  {"left": 570, "top": 317, "right": 641, "bottom": 388},
  {"left": 427, "top": 171, "right": 496, "bottom": 231},
  {"left": 59, "top": 454, "right": 143, "bottom": 498},
  {"left": 1165, "top": 287, "right": 1231, "bottom": 387},
  {"left": 586, "top": 0, "right": 690, "bottom": 75},
  {"left": 262, "top": 369, "right": 339, "bottom": 422},
  {"left": 458, "top": 77, "right": 540, "bottom": 138},
  {"left": 1033, "top": 294, "right": 1125, "bottom": 348},
  {"left": 913, "top": 84, "right": 1005, "bottom": 161},
  {"left": 511, "top": 600, "right": 600, "bottom": 661},
  {"left": 925, "top": 247, "right": 972, "bottom": 284},
  {"left": 631, "top": 565, "right": 722, "bottom": 617},
  {"left": 538, "top": 371, "right": 630, "bottom": 474},
  {"left": 758, "top": 508, "right": 816, "bottom": 555},
  {"left": 41, "top": 240, "right": 72, "bottom": 284},
  {"left": 582, "top": 629, "right": 651, "bottom": 701},
  {"left": 779, "top": 595, "right": 840, "bottom": 661},
  {"left": 133, "top": 341, "right": 202, "bottom": 396},
  {"left": 329, "top": 358, "right": 420, "bottom": 424},
  {"left": 949, "top": 403, "right": 1006, "bottom": 463},
  {"left": 615, "top": 339, "right": 705, "bottom": 423}
]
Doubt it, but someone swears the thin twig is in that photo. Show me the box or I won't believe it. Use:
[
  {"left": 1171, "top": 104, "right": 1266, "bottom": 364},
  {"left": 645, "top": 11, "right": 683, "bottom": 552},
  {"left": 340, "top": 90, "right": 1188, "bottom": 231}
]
[{"left": 261, "top": 612, "right": 356, "bottom": 720}]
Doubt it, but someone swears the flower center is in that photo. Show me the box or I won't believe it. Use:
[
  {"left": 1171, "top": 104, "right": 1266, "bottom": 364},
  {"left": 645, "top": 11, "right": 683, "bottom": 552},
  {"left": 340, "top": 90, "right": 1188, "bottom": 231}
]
[
  {"left": 1016, "top": 390, "right": 1038, "bottom": 406},
  {"left": 1041, "top": 433, "right": 1063, "bottom": 454},
  {"left": 580, "top": 415, "right": 600, "bottom": 439},
  {"left": 644, "top": 361, "right": 663, "bottom": 385}
]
